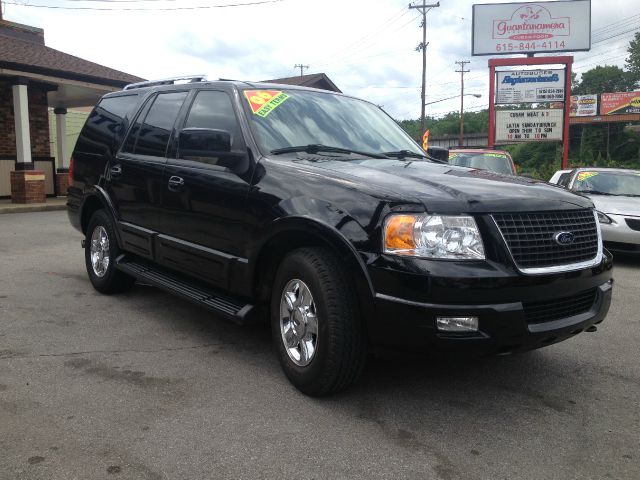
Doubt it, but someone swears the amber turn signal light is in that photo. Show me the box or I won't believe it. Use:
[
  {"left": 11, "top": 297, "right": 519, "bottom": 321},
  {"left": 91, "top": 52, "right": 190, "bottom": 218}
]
[{"left": 384, "top": 214, "right": 417, "bottom": 251}]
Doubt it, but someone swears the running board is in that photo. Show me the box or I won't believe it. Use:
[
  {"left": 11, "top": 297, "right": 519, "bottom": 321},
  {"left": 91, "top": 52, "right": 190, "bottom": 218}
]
[{"left": 115, "top": 255, "right": 256, "bottom": 325}]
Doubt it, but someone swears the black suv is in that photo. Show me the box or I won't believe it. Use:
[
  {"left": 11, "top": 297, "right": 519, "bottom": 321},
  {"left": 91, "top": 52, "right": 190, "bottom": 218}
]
[{"left": 68, "top": 76, "right": 613, "bottom": 395}]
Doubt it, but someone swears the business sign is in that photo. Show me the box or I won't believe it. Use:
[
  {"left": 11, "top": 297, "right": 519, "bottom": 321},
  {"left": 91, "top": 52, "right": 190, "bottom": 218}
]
[
  {"left": 570, "top": 94, "right": 598, "bottom": 117},
  {"left": 600, "top": 92, "right": 640, "bottom": 115},
  {"left": 495, "top": 109, "right": 564, "bottom": 143},
  {"left": 472, "top": 1, "right": 591, "bottom": 56},
  {"left": 496, "top": 69, "right": 565, "bottom": 104}
]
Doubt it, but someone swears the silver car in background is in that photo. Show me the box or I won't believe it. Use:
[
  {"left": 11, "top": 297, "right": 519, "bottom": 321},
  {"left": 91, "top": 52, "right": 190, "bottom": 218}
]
[{"left": 550, "top": 168, "right": 640, "bottom": 254}]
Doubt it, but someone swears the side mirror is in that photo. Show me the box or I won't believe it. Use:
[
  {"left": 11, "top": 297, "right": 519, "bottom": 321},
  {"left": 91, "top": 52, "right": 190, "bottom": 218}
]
[{"left": 178, "top": 128, "right": 232, "bottom": 160}]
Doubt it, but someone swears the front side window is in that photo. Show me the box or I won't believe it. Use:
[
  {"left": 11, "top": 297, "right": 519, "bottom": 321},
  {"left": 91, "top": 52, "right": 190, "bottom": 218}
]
[
  {"left": 241, "top": 89, "right": 424, "bottom": 157},
  {"left": 123, "top": 91, "right": 188, "bottom": 157},
  {"left": 183, "top": 90, "right": 242, "bottom": 149}
]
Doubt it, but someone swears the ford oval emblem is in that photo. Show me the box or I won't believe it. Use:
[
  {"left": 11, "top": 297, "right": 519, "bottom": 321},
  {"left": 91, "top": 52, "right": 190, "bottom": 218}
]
[{"left": 554, "top": 231, "right": 575, "bottom": 246}]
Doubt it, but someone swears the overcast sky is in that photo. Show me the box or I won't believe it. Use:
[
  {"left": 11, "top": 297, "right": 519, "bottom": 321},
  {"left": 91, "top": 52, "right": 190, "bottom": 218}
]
[{"left": 2, "top": 0, "right": 638, "bottom": 120}]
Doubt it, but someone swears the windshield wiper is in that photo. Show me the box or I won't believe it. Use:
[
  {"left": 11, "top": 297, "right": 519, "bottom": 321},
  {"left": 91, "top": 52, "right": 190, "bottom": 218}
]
[
  {"left": 270, "top": 144, "right": 388, "bottom": 159},
  {"left": 575, "top": 190, "right": 618, "bottom": 196},
  {"left": 382, "top": 150, "right": 428, "bottom": 160}
]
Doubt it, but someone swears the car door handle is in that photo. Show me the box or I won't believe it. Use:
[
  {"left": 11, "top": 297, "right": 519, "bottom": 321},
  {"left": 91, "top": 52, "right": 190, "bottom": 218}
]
[
  {"left": 168, "top": 176, "right": 185, "bottom": 190},
  {"left": 110, "top": 165, "right": 122, "bottom": 177}
]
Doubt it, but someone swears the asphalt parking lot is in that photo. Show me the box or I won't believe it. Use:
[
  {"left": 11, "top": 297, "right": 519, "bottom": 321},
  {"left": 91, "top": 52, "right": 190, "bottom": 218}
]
[{"left": 1, "top": 210, "right": 639, "bottom": 480}]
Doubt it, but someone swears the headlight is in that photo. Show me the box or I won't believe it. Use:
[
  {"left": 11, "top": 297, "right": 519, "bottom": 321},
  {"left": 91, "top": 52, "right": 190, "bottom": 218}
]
[
  {"left": 596, "top": 210, "right": 613, "bottom": 224},
  {"left": 384, "top": 214, "right": 485, "bottom": 259}
]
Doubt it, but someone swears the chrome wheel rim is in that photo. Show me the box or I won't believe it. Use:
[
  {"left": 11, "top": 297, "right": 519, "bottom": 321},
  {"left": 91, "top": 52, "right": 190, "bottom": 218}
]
[
  {"left": 90, "top": 226, "right": 110, "bottom": 278},
  {"left": 280, "top": 279, "right": 318, "bottom": 367}
]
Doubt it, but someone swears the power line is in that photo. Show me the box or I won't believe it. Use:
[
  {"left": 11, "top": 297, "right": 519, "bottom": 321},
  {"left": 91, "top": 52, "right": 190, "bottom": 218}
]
[
  {"left": 592, "top": 13, "right": 640, "bottom": 35},
  {"left": 593, "top": 27, "right": 640, "bottom": 45},
  {"left": 1, "top": 0, "right": 284, "bottom": 10},
  {"left": 317, "top": 7, "right": 409, "bottom": 62},
  {"left": 312, "top": 11, "right": 419, "bottom": 69}
]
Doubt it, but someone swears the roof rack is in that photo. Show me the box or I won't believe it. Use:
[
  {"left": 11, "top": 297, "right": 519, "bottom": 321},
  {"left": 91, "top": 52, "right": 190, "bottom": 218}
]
[{"left": 123, "top": 75, "right": 208, "bottom": 91}]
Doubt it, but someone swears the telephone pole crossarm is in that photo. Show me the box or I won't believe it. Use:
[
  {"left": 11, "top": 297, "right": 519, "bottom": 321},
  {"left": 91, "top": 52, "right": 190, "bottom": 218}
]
[{"left": 294, "top": 64, "right": 310, "bottom": 77}]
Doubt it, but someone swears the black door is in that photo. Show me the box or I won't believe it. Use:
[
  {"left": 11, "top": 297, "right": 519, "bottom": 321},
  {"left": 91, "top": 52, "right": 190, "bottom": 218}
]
[
  {"left": 108, "top": 91, "right": 188, "bottom": 258},
  {"left": 155, "top": 89, "right": 254, "bottom": 289}
]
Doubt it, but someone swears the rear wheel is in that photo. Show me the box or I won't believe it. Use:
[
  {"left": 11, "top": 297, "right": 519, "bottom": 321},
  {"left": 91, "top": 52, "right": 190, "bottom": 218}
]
[
  {"left": 271, "top": 247, "right": 366, "bottom": 396},
  {"left": 84, "top": 210, "right": 135, "bottom": 294}
]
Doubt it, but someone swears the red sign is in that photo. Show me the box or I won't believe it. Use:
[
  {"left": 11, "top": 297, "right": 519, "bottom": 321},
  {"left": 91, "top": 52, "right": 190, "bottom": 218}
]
[
  {"left": 600, "top": 92, "right": 640, "bottom": 115},
  {"left": 494, "top": 5, "right": 570, "bottom": 42}
]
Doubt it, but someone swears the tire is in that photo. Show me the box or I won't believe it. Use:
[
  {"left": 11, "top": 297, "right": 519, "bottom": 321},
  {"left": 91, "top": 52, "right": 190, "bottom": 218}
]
[
  {"left": 84, "top": 210, "right": 135, "bottom": 294},
  {"left": 271, "top": 247, "right": 366, "bottom": 396}
]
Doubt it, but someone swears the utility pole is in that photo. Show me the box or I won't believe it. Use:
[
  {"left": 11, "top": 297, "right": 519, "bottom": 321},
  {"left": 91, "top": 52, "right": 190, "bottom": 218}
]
[
  {"left": 0, "top": 0, "right": 4, "bottom": 21},
  {"left": 455, "top": 60, "right": 470, "bottom": 147},
  {"left": 409, "top": 1, "right": 440, "bottom": 136},
  {"left": 294, "top": 64, "right": 309, "bottom": 77}
]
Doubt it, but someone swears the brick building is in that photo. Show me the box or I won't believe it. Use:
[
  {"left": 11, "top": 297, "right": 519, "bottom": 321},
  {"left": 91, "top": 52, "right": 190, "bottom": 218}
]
[{"left": 0, "top": 19, "right": 142, "bottom": 203}]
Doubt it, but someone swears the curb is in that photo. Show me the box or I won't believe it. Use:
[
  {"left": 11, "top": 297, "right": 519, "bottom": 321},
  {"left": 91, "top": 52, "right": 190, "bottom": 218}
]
[{"left": 0, "top": 203, "right": 67, "bottom": 215}]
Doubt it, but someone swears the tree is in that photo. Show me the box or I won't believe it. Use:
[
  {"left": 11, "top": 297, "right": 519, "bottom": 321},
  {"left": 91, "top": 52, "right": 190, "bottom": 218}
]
[
  {"left": 625, "top": 31, "right": 640, "bottom": 89},
  {"left": 574, "top": 65, "right": 635, "bottom": 95}
]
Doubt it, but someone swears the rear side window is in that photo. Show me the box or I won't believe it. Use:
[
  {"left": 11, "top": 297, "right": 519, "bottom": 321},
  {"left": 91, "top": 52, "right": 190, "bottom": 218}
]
[
  {"left": 75, "top": 95, "right": 138, "bottom": 156},
  {"left": 123, "top": 91, "right": 188, "bottom": 158},
  {"left": 558, "top": 172, "right": 572, "bottom": 188}
]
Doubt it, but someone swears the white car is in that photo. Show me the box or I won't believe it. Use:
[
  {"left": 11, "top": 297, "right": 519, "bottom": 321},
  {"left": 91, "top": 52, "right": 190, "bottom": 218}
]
[{"left": 549, "top": 168, "right": 640, "bottom": 254}]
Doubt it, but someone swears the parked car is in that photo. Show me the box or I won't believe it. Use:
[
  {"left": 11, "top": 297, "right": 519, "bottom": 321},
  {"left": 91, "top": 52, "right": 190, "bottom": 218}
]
[
  {"left": 448, "top": 148, "right": 517, "bottom": 175},
  {"left": 68, "top": 76, "right": 613, "bottom": 395},
  {"left": 550, "top": 167, "right": 640, "bottom": 254}
]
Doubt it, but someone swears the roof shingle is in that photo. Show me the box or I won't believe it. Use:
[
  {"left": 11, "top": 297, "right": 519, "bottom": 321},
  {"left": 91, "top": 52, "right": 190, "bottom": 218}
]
[
  {"left": 264, "top": 73, "right": 341, "bottom": 93},
  {"left": 0, "top": 29, "right": 143, "bottom": 87}
]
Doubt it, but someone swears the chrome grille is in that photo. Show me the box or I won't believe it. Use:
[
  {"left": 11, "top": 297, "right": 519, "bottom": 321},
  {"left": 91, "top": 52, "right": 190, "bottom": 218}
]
[
  {"left": 523, "top": 288, "right": 597, "bottom": 324},
  {"left": 493, "top": 210, "right": 599, "bottom": 270}
]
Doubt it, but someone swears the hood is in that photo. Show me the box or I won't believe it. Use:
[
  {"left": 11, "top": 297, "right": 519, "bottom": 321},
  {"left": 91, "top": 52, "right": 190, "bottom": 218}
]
[
  {"left": 290, "top": 158, "right": 593, "bottom": 213},
  {"left": 587, "top": 194, "right": 640, "bottom": 217}
]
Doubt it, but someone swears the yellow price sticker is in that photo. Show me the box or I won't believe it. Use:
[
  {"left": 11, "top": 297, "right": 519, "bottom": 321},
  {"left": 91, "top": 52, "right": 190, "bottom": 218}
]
[{"left": 244, "top": 90, "right": 289, "bottom": 117}]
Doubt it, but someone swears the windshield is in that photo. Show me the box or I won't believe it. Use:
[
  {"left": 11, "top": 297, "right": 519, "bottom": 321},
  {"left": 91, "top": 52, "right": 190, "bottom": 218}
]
[
  {"left": 241, "top": 88, "right": 425, "bottom": 157},
  {"left": 573, "top": 170, "right": 640, "bottom": 196},
  {"left": 449, "top": 152, "right": 514, "bottom": 175}
]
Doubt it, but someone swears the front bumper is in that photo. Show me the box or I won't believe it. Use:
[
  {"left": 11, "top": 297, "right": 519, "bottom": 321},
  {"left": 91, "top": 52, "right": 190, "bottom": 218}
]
[{"left": 366, "top": 252, "right": 613, "bottom": 355}]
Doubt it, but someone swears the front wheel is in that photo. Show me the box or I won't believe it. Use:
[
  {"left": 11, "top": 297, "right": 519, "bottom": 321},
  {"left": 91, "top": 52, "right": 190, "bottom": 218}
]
[
  {"left": 84, "top": 210, "right": 135, "bottom": 294},
  {"left": 271, "top": 247, "right": 366, "bottom": 396}
]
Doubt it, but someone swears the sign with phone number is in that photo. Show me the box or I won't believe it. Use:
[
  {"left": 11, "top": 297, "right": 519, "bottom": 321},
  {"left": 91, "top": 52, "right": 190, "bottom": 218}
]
[
  {"left": 495, "top": 40, "right": 566, "bottom": 53},
  {"left": 472, "top": 1, "right": 591, "bottom": 56},
  {"left": 496, "top": 69, "right": 565, "bottom": 104}
]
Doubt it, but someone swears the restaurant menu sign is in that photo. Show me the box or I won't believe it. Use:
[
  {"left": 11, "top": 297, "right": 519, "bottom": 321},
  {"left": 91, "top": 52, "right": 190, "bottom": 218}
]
[
  {"left": 472, "top": 1, "right": 591, "bottom": 56},
  {"left": 600, "top": 92, "right": 640, "bottom": 115},
  {"left": 495, "top": 109, "right": 564, "bottom": 143},
  {"left": 570, "top": 94, "right": 598, "bottom": 117},
  {"left": 496, "top": 69, "right": 565, "bottom": 104}
]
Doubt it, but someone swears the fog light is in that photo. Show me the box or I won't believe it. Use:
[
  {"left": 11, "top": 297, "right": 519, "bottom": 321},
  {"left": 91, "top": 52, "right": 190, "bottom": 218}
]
[{"left": 436, "top": 316, "right": 479, "bottom": 332}]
